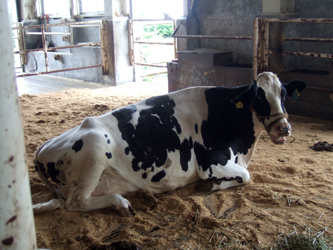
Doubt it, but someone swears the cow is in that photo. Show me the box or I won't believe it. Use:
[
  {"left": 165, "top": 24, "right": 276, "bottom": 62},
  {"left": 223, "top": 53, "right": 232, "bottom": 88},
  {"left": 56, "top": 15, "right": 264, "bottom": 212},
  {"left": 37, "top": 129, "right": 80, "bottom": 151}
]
[{"left": 32, "top": 72, "right": 306, "bottom": 216}]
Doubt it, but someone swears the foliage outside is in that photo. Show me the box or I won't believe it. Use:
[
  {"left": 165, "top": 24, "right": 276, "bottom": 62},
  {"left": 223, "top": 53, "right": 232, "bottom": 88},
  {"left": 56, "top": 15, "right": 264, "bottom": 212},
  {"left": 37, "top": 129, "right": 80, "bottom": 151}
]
[{"left": 143, "top": 24, "right": 173, "bottom": 40}]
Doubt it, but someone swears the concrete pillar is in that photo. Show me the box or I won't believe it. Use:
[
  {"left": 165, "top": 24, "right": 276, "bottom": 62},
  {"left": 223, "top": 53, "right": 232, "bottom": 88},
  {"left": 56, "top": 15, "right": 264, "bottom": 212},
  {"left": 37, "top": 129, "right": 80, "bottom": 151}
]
[
  {"left": 0, "top": 1, "right": 37, "bottom": 249},
  {"left": 103, "top": 0, "right": 134, "bottom": 85},
  {"left": 19, "top": 0, "right": 37, "bottom": 20}
]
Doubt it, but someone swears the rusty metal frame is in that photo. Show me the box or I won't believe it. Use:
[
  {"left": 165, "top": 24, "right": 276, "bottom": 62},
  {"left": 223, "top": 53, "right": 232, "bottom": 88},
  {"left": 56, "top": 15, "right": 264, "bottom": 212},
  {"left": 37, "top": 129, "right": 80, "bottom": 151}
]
[
  {"left": 13, "top": 20, "right": 107, "bottom": 78},
  {"left": 260, "top": 17, "right": 333, "bottom": 74},
  {"left": 172, "top": 34, "right": 253, "bottom": 40}
]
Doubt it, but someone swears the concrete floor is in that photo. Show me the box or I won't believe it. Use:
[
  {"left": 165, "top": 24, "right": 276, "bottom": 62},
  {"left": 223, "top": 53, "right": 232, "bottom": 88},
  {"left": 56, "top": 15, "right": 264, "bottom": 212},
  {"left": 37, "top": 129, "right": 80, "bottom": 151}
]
[
  {"left": 16, "top": 75, "right": 168, "bottom": 96},
  {"left": 16, "top": 75, "right": 109, "bottom": 96}
]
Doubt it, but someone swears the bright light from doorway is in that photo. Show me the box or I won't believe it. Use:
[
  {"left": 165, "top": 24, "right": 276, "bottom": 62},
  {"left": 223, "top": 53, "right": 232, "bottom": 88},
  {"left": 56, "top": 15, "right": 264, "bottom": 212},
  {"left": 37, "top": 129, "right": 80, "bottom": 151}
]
[{"left": 132, "top": 0, "right": 184, "bottom": 19}]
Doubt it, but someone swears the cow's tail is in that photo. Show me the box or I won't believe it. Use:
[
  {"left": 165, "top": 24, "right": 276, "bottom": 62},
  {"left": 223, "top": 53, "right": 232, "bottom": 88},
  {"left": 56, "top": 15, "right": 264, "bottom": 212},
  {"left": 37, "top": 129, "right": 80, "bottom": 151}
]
[{"left": 33, "top": 141, "right": 66, "bottom": 214}]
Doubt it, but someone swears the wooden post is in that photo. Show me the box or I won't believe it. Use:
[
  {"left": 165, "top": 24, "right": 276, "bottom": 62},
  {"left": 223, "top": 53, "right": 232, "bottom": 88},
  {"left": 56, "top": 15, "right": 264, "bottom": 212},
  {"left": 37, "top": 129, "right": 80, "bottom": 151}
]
[{"left": 0, "top": 1, "right": 37, "bottom": 249}]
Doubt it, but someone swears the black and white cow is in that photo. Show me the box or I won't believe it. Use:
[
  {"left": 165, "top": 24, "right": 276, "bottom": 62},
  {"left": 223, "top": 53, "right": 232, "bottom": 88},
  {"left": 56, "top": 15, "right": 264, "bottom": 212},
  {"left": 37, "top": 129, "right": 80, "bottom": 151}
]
[{"left": 33, "top": 72, "right": 306, "bottom": 216}]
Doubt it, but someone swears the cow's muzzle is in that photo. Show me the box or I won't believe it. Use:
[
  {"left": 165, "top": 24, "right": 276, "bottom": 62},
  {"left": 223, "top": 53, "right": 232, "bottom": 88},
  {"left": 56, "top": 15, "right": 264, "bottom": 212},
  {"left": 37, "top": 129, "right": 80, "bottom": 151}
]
[
  {"left": 250, "top": 106, "right": 290, "bottom": 144},
  {"left": 270, "top": 123, "right": 291, "bottom": 144}
]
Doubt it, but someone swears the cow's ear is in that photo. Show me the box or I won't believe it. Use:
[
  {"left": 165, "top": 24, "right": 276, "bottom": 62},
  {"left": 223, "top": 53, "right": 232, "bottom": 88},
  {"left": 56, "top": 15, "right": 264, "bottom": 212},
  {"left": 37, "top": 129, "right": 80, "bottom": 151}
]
[
  {"left": 231, "top": 81, "right": 256, "bottom": 106},
  {"left": 284, "top": 80, "right": 307, "bottom": 97}
]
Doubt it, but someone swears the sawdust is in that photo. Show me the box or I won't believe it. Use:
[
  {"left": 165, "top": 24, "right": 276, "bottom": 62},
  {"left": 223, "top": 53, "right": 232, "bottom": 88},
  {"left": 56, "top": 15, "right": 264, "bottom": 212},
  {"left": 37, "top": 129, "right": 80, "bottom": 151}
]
[{"left": 20, "top": 82, "right": 333, "bottom": 249}]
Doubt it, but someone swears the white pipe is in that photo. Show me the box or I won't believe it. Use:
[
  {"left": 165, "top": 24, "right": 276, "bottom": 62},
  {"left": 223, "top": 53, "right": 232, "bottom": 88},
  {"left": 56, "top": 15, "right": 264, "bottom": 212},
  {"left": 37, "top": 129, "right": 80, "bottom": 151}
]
[{"left": 0, "top": 1, "right": 37, "bottom": 249}]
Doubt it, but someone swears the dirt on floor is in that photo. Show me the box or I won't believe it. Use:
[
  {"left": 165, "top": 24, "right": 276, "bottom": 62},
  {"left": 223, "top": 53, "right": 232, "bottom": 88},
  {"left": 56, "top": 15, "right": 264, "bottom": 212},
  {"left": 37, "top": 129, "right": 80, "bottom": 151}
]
[{"left": 20, "top": 82, "right": 333, "bottom": 250}]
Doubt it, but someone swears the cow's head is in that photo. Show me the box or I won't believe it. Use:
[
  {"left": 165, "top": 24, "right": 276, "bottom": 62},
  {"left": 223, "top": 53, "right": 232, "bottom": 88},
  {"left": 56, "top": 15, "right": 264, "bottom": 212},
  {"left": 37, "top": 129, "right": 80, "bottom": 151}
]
[{"left": 232, "top": 72, "right": 306, "bottom": 144}]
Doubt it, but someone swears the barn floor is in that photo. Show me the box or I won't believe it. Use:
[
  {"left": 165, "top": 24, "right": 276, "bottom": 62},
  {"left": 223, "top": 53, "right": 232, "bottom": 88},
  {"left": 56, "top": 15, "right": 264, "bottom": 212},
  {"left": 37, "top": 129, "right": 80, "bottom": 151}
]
[
  {"left": 16, "top": 75, "right": 168, "bottom": 96},
  {"left": 18, "top": 76, "right": 333, "bottom": 249}
]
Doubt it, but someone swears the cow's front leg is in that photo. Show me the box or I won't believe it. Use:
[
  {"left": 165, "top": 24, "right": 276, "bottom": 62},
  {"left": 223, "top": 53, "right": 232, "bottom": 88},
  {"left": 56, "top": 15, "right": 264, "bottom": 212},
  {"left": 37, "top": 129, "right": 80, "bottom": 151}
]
[{"left": 196, "top": 161, "right": 250, "bottom": 192}]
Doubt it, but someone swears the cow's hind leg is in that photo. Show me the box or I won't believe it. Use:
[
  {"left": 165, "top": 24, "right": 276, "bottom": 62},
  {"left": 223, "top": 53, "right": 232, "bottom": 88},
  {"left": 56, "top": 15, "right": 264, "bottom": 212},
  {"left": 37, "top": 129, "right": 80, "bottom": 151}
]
[
  {"left": 65, "top": 164, "right": 136, "bottom": 217},
  {"left": 196, "top": 161, "right": 250, "bottom": 192}
]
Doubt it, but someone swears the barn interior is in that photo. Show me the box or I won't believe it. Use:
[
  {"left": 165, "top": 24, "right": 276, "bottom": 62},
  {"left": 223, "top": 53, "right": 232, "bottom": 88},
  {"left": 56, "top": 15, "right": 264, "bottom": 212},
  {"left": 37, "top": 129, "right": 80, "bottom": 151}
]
[
  {"left": 9, "top": 0, "right": 333, "bottom": 120},
  {"left": 1, "top": 0, "right": 333, "bottom": 249}
]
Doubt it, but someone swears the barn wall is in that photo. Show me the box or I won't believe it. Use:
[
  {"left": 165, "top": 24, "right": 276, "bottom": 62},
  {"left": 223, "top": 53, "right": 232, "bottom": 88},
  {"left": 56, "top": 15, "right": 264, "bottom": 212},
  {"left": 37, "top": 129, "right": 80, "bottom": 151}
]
[{"left": 169, "top": 0, "right": 333, "bottom": 120}]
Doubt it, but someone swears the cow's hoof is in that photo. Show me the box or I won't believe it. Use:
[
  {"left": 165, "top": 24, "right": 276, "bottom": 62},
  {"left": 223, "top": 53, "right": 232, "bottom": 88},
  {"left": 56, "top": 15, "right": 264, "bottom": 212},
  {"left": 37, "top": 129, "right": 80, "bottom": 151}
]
[
  {"left": 116, "top": 205, "right": 136, "bottom": 217},
  {"left": 136, "top": 189, "right": 157, "bottom": 207}
]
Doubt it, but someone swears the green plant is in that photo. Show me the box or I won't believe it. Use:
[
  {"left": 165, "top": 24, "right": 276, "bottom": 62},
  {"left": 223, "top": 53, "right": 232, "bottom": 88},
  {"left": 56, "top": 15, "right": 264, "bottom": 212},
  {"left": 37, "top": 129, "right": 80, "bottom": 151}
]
[{"left": 143, "top": 24, "right": 173, "bottom": 40}]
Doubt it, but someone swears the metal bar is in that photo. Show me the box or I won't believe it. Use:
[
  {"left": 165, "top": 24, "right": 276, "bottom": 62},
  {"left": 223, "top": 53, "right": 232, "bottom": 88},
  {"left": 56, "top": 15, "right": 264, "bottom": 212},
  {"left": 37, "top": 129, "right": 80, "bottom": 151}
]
[
  {"left": 268, "top": 50, "right": 333, "bottom": 58},
  {"left": 134, "top": 62, "right": 167, "bottom": 68},
  {"left": 173, "top": 19, "right": 177, "bottom": 59},
  {"left": 133, "top": 41, "right": 174, "bottom": 45},
  {"left": 128, "top": 19, "right": 134, "bottom": 66},
  {"left": 12, "top": 20, "right": 101, "bottom": 30},
  {"left": 132, "top": 19, "right": 173, "bottom": 22},
  {"left": 267, "top": 18, "right": 333, "bottom": 23},
  {"left": 172, "top": 20, "right": 183, "bottom": 37},
  {"left": 46, "top": 52, "right": 73, "bottom": 55},
  {"left": 16, "top": 64, "right": 102, "bottom": 77},
  {"left": 41, "top": 26, "right": 49, "bottom": 72},
  {"left": 26, "top": 32, "right": 71, "bottom": 35},
  {"left": 69, "top": 24, "right": 100, "bottom": 28},
  {"left": 253, "top": 17, "right": 260, "bottom": 77},
  {"left": 264, "top": 18, "right": 269, "bottom": 72},
  {"left": 283, "top": 37, "right": 333, "bottom": 43},
  {"left": 142, "top": 71, "right": 167, "bottom": 77},
  {"left": 14, "top": 42, "right": 101, "bottom": 54},
  {"left": 306, "top": 86, "right": 333, "bottom": 93},
  {"left": 18, "top": 22, "right": 27, "bottom": 65},
  {"left": 172, "top": 34, "right": 253, "bottom": 40}
]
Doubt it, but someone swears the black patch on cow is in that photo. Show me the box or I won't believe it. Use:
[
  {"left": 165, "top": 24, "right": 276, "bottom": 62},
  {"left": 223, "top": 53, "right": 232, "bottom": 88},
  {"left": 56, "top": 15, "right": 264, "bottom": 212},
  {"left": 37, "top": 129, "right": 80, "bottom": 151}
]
[
  {"left": 235, "top": 156, "right": 238, "bottom": 164},
  {"left": 180, "top": 138, "right": 192, "bottom": 172},
  {"left": 253, "top": 87, "right": 271, "bottom": 119},
  {"left": 57, "top": 160, "right": 64, "bottom": 166},
  {"left": 189, "top": 136, "right": 193, "bottom": 149},
  {"left": 125, "top": 147, "right": 130, "bottom": 155},
  {"left": 47, "top": 162, "right": 60, "bottom": 183},
  {"left": 72, "top": 139, "right": 83, "bottom": 153},
  {"left": 151, "top": 170, "right": 166, "bottom": 182},
  {"left": 113, "top": 95, "right": 182, "bottom": 173},
  {"left": 104, "top": 134, "right": 108, "bottom": 138},
  {"left": 105, "top": 152, "right": 112, "bottom": 159},
  {"left": 213, "top": 176, "right": 243, "bottom": 184},
  {"left": 194, "top": 85, "right": 256, "bottom": 172},
  {"left": 142, "top": 173, "right": 147, "bottom": 179},
  {"left": 195, "top": 123, "right": 198, "bottom": 134},
  {"left": 35, "top": 161, "right": 46, "bottom": 174},
  {"left": 107, "top": 139, "right": 111, "bottom": 144}
]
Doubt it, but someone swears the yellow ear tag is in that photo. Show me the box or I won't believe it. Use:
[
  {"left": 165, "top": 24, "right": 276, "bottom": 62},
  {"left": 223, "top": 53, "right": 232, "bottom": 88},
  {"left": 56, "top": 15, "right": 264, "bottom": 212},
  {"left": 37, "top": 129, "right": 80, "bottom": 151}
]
[{"left": 235, "top": 101, "right": 243, "bottom": 108}]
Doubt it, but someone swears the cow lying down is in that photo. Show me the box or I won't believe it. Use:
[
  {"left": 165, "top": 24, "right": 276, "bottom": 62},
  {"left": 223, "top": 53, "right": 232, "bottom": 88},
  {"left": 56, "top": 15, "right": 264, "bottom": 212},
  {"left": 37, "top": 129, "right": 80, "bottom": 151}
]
[{"left": 33, "top": 72, "right": 306, "bottom": 216}]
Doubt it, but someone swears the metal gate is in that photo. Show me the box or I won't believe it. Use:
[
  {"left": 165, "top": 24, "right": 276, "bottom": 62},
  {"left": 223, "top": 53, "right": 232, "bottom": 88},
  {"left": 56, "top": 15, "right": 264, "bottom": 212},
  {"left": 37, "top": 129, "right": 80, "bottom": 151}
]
[
  {"left": 12, "top": 20, "right": 109, "bottom": 77},
  {"left": 128, "top": 19, "right": 177, "bottom": 78}
]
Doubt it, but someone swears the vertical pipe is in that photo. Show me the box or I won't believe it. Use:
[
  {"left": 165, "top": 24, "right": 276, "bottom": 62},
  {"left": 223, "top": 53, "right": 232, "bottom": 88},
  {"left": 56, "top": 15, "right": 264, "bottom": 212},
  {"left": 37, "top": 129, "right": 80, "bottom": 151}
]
[
  {"left": 0, "top": 1, "right": 37, "bottom": 249},
  {"left": 100, "top": 20, "right": 110, "bottom": 75},
  {"left": 264, "top": 19, "right": 269, "bottom": 71},
  {"left": 41, "top": 26, "right": 49, "bottom": 72},
  {"left": 173, "top": 20, "right": 177, "bottom": 59},
  {"left": 128, "top": 19, "right": 134, "bottom": 66},
  {"left": 253, "top": 17, "right": 259, "bottom": 77}
]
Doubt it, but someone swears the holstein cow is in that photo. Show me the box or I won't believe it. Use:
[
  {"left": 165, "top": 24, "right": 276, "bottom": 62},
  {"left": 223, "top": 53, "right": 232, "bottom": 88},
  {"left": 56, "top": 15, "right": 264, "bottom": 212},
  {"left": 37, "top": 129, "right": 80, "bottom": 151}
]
[{"left": 33, "top": 72, "right": 306, "bottom": 216}]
